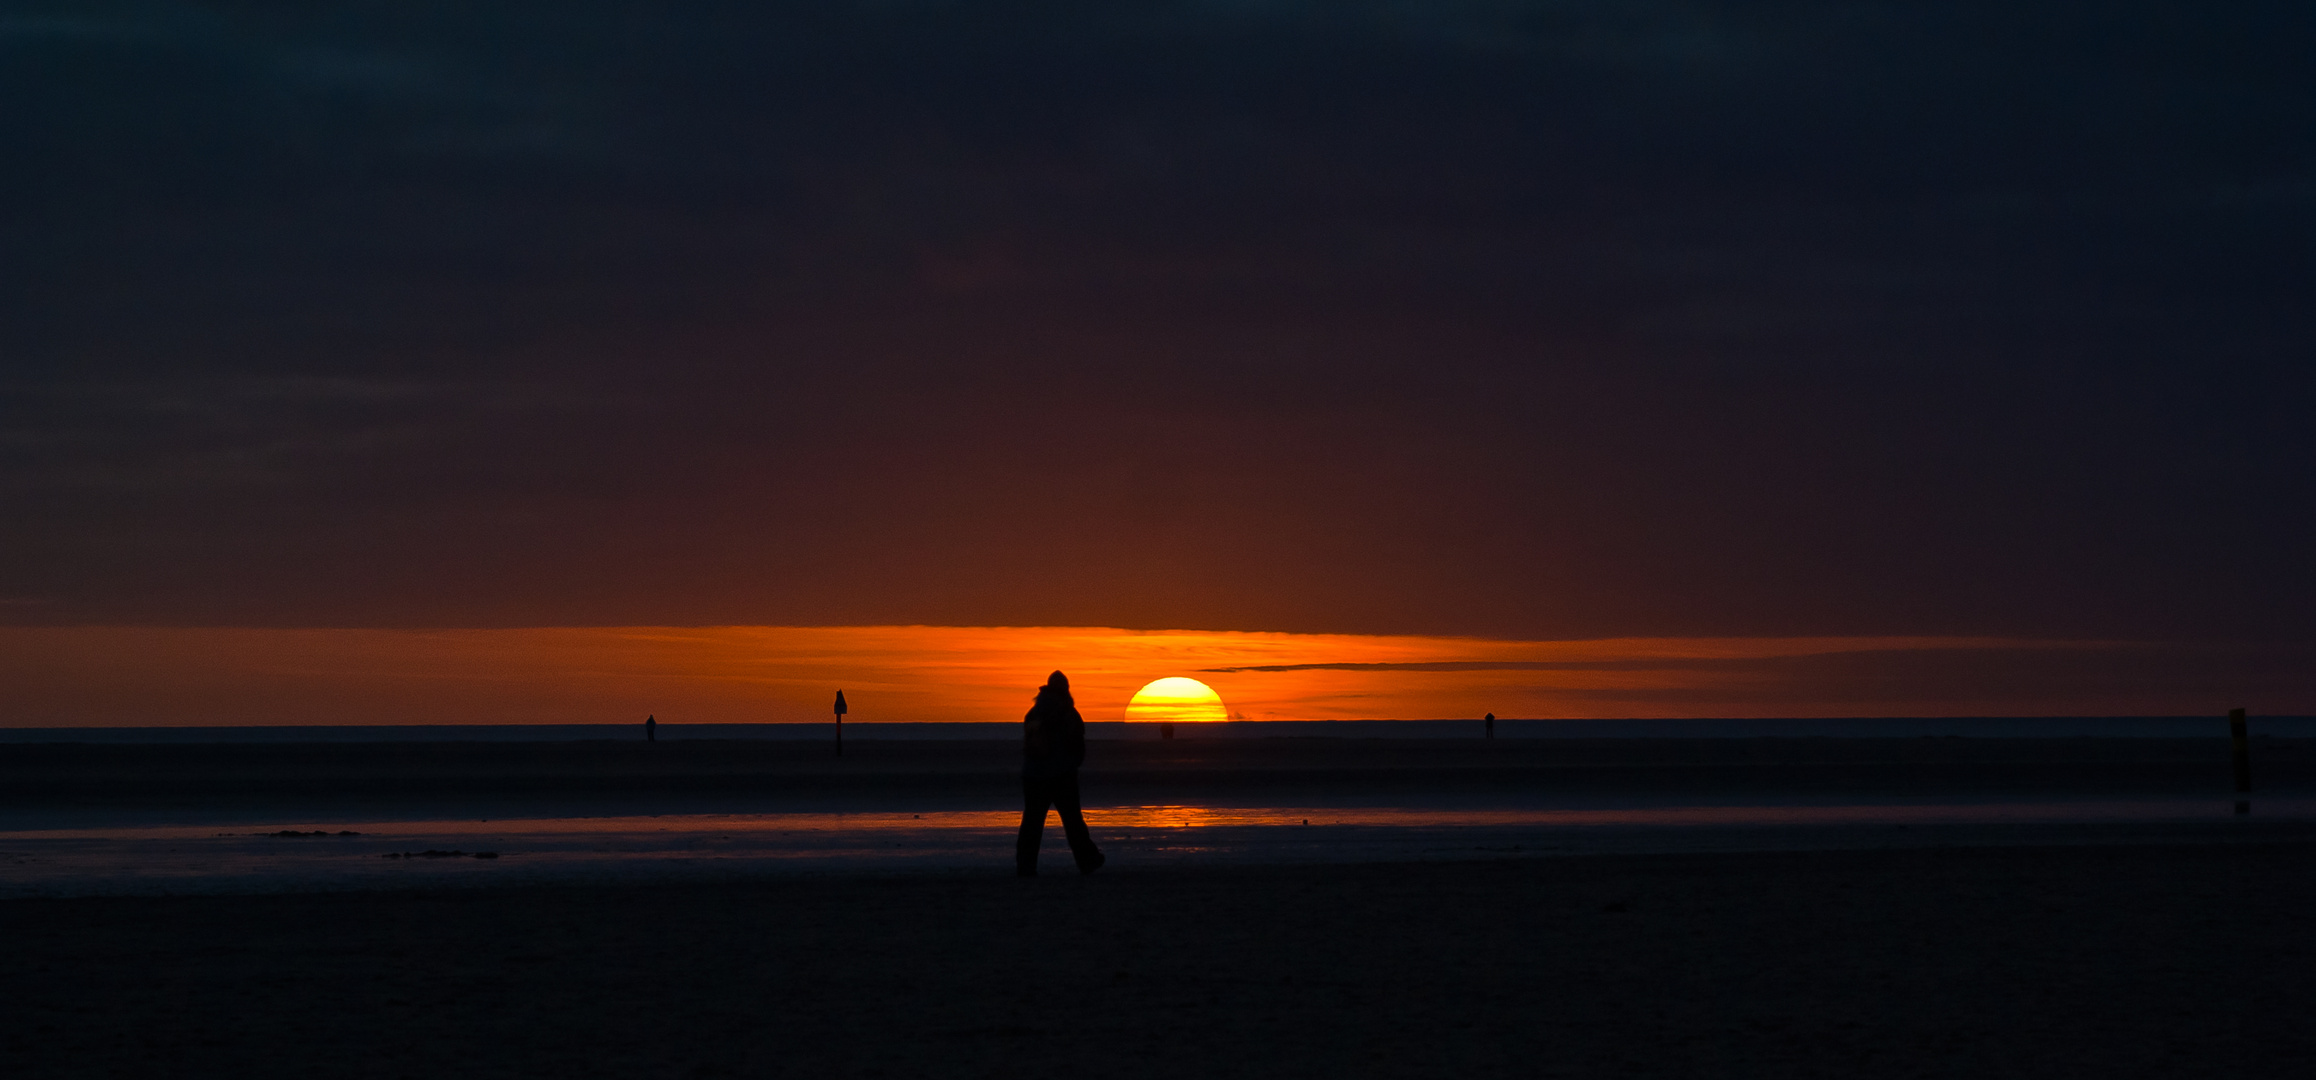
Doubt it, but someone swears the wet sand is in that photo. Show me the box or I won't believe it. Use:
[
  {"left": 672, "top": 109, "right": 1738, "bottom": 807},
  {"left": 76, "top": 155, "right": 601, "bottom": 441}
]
[{"left": 7, "top": 826, "right": 2315, "bottom": 1078}]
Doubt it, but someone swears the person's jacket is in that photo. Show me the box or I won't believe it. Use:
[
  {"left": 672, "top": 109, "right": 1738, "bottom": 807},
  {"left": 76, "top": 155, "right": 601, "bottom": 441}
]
[{"left": 1023, "top": 691, "right": 1086, "bottom": 773}]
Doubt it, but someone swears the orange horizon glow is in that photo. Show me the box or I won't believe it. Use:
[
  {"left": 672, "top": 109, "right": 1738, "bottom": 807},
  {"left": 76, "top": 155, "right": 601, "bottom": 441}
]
[{"left": 0, "top": 625, "right": 2306, "bottom": 727}]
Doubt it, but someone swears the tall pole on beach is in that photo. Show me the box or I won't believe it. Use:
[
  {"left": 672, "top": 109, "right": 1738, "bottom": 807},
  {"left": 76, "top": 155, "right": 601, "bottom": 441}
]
[
  {"left": 2230, "top": 707, "right": 2251, "bottom": 814},
  {"left": 834, "top": 690, "right": 848, "bottom": 758}
]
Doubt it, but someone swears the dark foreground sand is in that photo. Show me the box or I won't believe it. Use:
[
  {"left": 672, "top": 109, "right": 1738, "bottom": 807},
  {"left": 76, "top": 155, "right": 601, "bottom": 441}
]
[{"left": 7, "top": 824, "right": 2315, "bottom": 1079}]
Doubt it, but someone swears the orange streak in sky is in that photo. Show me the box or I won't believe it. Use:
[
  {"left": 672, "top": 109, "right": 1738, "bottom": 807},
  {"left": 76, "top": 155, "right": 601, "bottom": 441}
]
[{"left": 0, "top": 626, "right": 2240, "bottom": 728}]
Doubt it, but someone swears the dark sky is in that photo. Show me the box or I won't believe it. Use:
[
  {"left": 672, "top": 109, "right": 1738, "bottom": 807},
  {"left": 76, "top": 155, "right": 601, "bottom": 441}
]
[{"left": 5, "top": 1, "right": 2312, "bottom": 639}]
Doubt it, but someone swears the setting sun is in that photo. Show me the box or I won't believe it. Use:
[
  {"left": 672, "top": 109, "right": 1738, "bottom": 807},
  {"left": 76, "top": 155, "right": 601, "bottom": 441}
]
[{"left": 1124, "top": 676, "right": 1229, "bottom": 724}]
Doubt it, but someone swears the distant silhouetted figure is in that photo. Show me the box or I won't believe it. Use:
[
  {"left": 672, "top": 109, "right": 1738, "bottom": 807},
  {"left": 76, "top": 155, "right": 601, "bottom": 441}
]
[
  {"left": 1017, "top": 671, "right": 1104, "bottom": 876},
  {"left": 834, "top": 690, "right": 848, "bottom": 757},
  {"left": 1485, "top": 712, "right": 1495, "bottom": 739},
  {"left": 645, "top": 715, "right": 656, "bottom": 743}
]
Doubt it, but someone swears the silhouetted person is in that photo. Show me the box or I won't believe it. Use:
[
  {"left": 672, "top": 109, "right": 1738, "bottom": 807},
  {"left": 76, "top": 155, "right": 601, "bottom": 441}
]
[
  {"left": 645, "top": 714, "right": 656, "bottom": 743},
  {"left": 1485, "top": 712, "right": 1494, "bottom": 739},
  {"left": 1017, "top": 670, "right": 1104, "bottom": 877}
]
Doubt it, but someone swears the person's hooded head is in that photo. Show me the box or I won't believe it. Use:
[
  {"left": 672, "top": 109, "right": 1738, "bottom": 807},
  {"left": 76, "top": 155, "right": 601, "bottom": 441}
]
[{"left": 1037, "top": 670, "right": 1072, "bottom": 705}]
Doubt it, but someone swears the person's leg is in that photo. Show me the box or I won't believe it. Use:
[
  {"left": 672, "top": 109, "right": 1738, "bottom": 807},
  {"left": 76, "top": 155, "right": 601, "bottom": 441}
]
[
  {"left": 1052, "top": 770, "right": 1103, "bottom": 873},
  {"left": 1016, "top": 773, "right": 1051, "bottom": 875}
]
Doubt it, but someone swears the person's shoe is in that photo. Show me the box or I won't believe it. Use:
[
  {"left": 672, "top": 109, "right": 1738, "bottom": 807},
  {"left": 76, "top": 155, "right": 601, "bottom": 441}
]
[{"left": 1077, "top": 851, "right": 1105, "bottom": 876}]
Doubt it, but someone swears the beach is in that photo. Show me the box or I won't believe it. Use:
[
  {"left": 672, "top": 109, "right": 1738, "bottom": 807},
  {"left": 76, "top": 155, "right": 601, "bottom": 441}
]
[
  {"left": 4, "top": 735, "right": 2314, "bottom": 1074},
  {"left": 5, "top": 735, "right": 2310, "bottom": 897},
  {"left": 7, "top": 831, "right": 2315, "bottom": 1078}
]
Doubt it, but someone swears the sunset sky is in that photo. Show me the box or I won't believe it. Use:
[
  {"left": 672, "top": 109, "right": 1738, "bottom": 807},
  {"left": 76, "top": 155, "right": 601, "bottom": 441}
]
[{"left": 4, "top": 4, "right": 2312, "bottom": 723}]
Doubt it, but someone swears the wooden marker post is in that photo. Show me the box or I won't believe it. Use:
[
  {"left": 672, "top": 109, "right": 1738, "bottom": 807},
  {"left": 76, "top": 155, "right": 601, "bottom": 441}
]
[
  {"left": 2230, "top": 707, "right": 2251, "bottom": 814},
  {"left": 834, "top": 690, "right": 848, "bottom": 758},
  {"left": 1485, "top": 712, "right": 1495, "bottom": 740}
]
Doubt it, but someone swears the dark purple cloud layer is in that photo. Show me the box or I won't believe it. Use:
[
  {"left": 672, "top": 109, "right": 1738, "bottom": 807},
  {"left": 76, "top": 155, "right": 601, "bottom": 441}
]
[{"left": 2, "top": 2, "right": 2311, "bottom": 637}]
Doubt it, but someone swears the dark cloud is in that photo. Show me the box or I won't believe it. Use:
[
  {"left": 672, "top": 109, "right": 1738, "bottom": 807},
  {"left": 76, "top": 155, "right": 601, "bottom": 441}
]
[
  {"left": 1202, "top": 643, "right": 2316, "bottom": 695},
  {"left": 2, "top": 2, "right": 2311, "bottom": 636}
]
